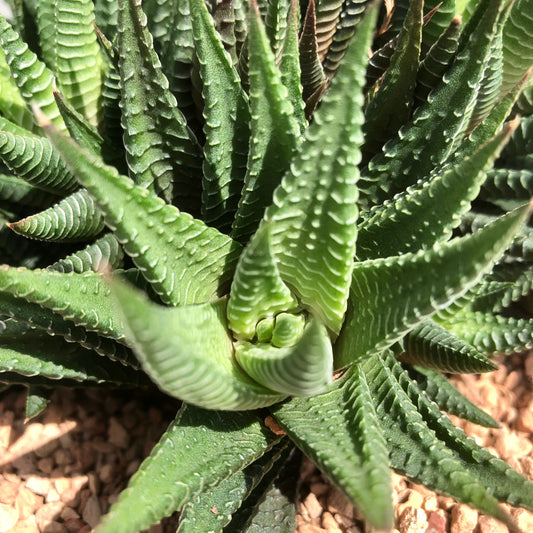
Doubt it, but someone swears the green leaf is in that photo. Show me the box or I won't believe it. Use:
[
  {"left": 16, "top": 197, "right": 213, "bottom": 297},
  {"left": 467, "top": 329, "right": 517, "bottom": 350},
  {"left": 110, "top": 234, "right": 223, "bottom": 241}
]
[
  {"left": 299, "top": 0, "right": 326, "bottom": 102},
  {"left": 97, "top": 404, "right": 282, "bottom": 533},
  {"left": 0, "top": 326, "right": 145, "bottom": 384},
  {"left": 400, "top": 320, "right": 497, "bottom": 373},
  {"left": 25, "top": 385, "right": 52, "bottom": 419},
  {"left": 0, "top": 130, "right": 78, "bottom": 194},
  {"left": 117, "top": 0, "right": 203, "bottom": 208},
  {"left": 363, "top": 353, "right": 532, "bottom": 524},
  {"left": 230, "top": 3, "right": 300, "bottom": 244},
  {"left": 264, "top": 0, "right": 289, "bottom": 60},
  {"left": 235, "top": 316, "right": 333, "bottom": 396},
  {"left": 272, "top": 364, "right": 393, "bottom": 530},
  {"left": 8, "top": 189, "right": 105, "bottom": 242},
  {"left": 359, "top": 0, "right": 505, "bottom": 207},
  {"left": 107, "top": 275, "right": 285, "bottom": 410},
  {"left": 0, "top": 14, "right": 65, "bottom": 131},
  {"left": 0, "top": 266, "right": 125, "bottom": 339},
  {"left": 37, "top": 0, "right": 103, "bottom": 125},
  {"left": 49, "top": 233, "right": 124, "bottom": 273},
  {"left": 227, "top": 223, "right": 297, "bottom": 340},
  {"left": 440, "top": 310, "right": 533, "bottom": 356},
  {"left": 501, "top": 0, "right": 533, "bottom": 95},
  {"left": 263, "top": 4, "right": 377, "bottom": 335},
  {"left": 190, "top": 0, "right": 250, "bottom": 233},
  {"left": 362, "top": 0, "right": 423, "bottom": 160},
  {"left": 414, "top": 15, "right": 462, "bottom": 107},
  {"left": 42, "top": 123, "right": 241, "bottom": 306},
  {"left": 177, "top": 441, "right": 291, "bottom": 532},
  {"left": 405, "top": 366, "right": 499, "bottom": 428},
  {"left": 480, "top": 167, "right": 533, "bottom": 203},
  {"left": 0, "top": 173, "right": 59, "bottom": 210},
  {"left": 335, "top": 203, "right": 532, "bottom": 368},
  {"left": 356, "top": 121, "right": 515, "bottom": 260}
]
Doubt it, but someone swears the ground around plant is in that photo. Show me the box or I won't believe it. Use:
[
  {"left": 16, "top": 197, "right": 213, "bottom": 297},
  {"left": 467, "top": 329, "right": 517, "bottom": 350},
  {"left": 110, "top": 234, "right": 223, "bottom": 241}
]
[{"left": 1, "top": 353, "right": 533, "bottom": 533}]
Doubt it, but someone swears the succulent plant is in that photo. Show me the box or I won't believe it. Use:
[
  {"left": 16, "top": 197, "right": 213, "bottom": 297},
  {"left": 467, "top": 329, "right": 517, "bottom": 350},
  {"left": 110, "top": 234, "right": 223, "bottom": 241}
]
[{"left": 1, "top": 0, "right": 533, "bottom": 530}]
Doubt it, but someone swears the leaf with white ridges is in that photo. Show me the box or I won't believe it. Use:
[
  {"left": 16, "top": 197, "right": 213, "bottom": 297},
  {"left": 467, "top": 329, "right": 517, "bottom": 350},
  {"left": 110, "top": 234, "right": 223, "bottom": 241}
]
[
  {"left": 363, "top": 353, "right": 532, "bottom": 523},
  {"left": 440, "top": 310, "right": 533, "bottom": 356},
  {"left": 9, "top": 189, "right": 105, "bottom": 242},
  {"left": 264, "top": 0, "right": 289, "bottom": 60},
  {"left": 228, "top": 223, "right": 297, "bottom": 340},
  {"left": 336, "top": 203, "right": 532, "bottom": 368},
  {"left": 0, "top": 131, "right": 78, "bottom": 194},
  {"left": 400, "top": 320, "right": 497, "bottom": 373},
  {"left": 37, "top": 0, "right": 103, "bottom": 125},
  {"left": 107, "top": 276, "right": 284, "bottom": 410},
  {"left": 42, "top": 124, "right": 241, "bottom": 306},
  {"left": 118, "top": 0, "right": 202, "bottom": 208},
  {"left": 356, "top": 122, "right": 515, "bottom": 260},
  {"left": 190, "top": 0, "right": 250, "bottom": 233},
  {"left": 235, "top": 317, "right": 333, "bottom": 396},
  {"left": 177, "top": 442, "right": 291, "bottom": 532},
  {"left": 480, "top": 167, "right": 533, "bottom": 203},
  {"left": 359, "top": 0, "right": 504, "bottom": 208},
  {"left": 405, "top": 366, "right": 499, "bottom": 428},
  {"left": 272, "top": 365, "right": 393, "bottom": 529},
  {"left": 0, "top": 266, "right": 125, "bottom": 339},
  {"left": 49, "top": 234, "right": 124, "bottom": 273},
  {"left": 0, "top": 15, "right": 65, "bottom": 131},
  {"left": 264, "top": 5, "right": 377, "bottom": 335},
  {"left": 97, "top": 405, "right": 282, "bottom": 533},
  {"left": 231, "top": 4, "right": 300, "bottom": 244}
]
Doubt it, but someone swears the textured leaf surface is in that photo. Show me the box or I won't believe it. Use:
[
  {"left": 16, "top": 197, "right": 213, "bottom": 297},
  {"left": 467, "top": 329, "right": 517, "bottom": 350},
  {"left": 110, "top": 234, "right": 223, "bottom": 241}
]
[
  {"left": 0, "top": 131, "right": 78, "bottom": 194},
  {"left": 336, "top": 204, "right": 531, "bottom": 368},
  {"left": 227, "top": 223, "right": 297, "bottom": 340},
  {"left": 25, "top": 385, "right": 52, "bottom": 419},
  {"left": 359, "top": 0, "right": 504, "bottom": 207},
  {"left": 272, "top": 365, "right": 393, "bottom": 529},
  {"left": 191, "top": 0, "right": 250, "bottom": 232},
  {"left": 117, "top": 0, "right": 202, "bottom": 208},
  {"left": 235, "top": 317, "right": 333, "bottom": 396},
  {"left": 363, "top": 353, "right": 533, "bottom": 522},
  {"left": 400, "top": 320, "right": 497, "bottom": 373},
  {"left": 405, "top": 366, "right": 499, "bottom": 428},
  {"left": 357, "top": 122, "right": 514, "bottom": 260},
  {"left": 231, "top": 4, "right": 300, "bottom": 244},
  {"left": 107, "top": 275, "right": 285, "bottom": 410},
  {"left": 0, "top": 173, "right": 58, "bottom": 210},
  {"left": 0, "top": 15, "right": 65, "bottom": 130},
  {"left": 177, "top": 442, "right": 291, "bottom": 532},
  {"left": 0, "top": 266, "right": 125, "bottom": 339},
  {"left": 441, "top": 310, "right": 533, "bottom": 356},
  {"left": 37, "top": 0, "right": 103, "bottom": 124},
  {"left": 43, "top": 124, "right": 241, "bottom": 306},
  {"left": 97, "top": 405, "right": 282, "bottom": 533},
  {"left": 9, "top": 189, "right": 105, "bottom": 242},
  {"left": 263, "top": 5, "right": 376, "bottom": 335}
]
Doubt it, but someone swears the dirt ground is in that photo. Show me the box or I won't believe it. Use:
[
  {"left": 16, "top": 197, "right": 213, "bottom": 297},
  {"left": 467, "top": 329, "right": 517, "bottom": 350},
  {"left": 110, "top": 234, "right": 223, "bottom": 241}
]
[{"left": 1, "top": 352, "right": 533, "bottom": 533}]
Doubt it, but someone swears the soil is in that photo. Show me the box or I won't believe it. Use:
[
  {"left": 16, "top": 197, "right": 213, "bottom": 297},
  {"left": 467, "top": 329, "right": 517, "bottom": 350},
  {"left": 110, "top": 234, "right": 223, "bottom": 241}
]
[{"left": 1, "top": 352, "right": 533, "bottom": 533}]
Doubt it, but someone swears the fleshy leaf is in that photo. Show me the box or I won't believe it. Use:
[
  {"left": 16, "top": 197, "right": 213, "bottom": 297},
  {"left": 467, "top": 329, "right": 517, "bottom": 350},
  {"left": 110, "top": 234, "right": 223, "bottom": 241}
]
[
  {"left": 400, "top": 320, "right": 497, "bottom": 373},
  {"left": 117, "top": 0, "right": 203, "bottom": 208},
  {"left": 0, "top": 173, "right": 58, "bottom": 210},
  {"left": 356, "top": 121, "right": 516, "bottom": 260},
  {"left": 190, "top": 0, "right": 250, "bottom": 232},
  {"left": 97, "top": 404, "right": 282, "bottom": 533},
  {"left": 25, "top": 385, "right": 52, "bottom": 419},
  {"left": 227, "top": 223, "right": 298, "bottom": 341},
  {"left": 272, "top": 365, "right": 393, "bottom": 529},
  {"left": 263, "top": 4, "right": 377, "bottom": 335},
  {"left": 107, "top": 275, "right": 285, "bottom": 410},
  {"left": 230, "top": 3, "right": 300, "bottom": 244},
  {"left": 440, "top": 309, "right": 533, "bottom": 356},
  {"left": 405, "top": 366, "right": 499, "bottom": 428},
  {"left": 0, "top": 14, "right": 65, "bottom": 131},
  {"left": 9, "top": 189, "right": 105, "bottom": 242},
  {"left": 37, "top": 0, "right": 103, "bottom": 124},
  {"left": 363, "top": 353, "right": 533, "bottom": 524},
  {"left": 335, "top": 203, "right": 532, "bottom": 368},
  {"left": 235, "top": 316, "right": 333, "bottom": 396},
  {"left": 41, "top": 122, "right": 241, "bottom": 306}
]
